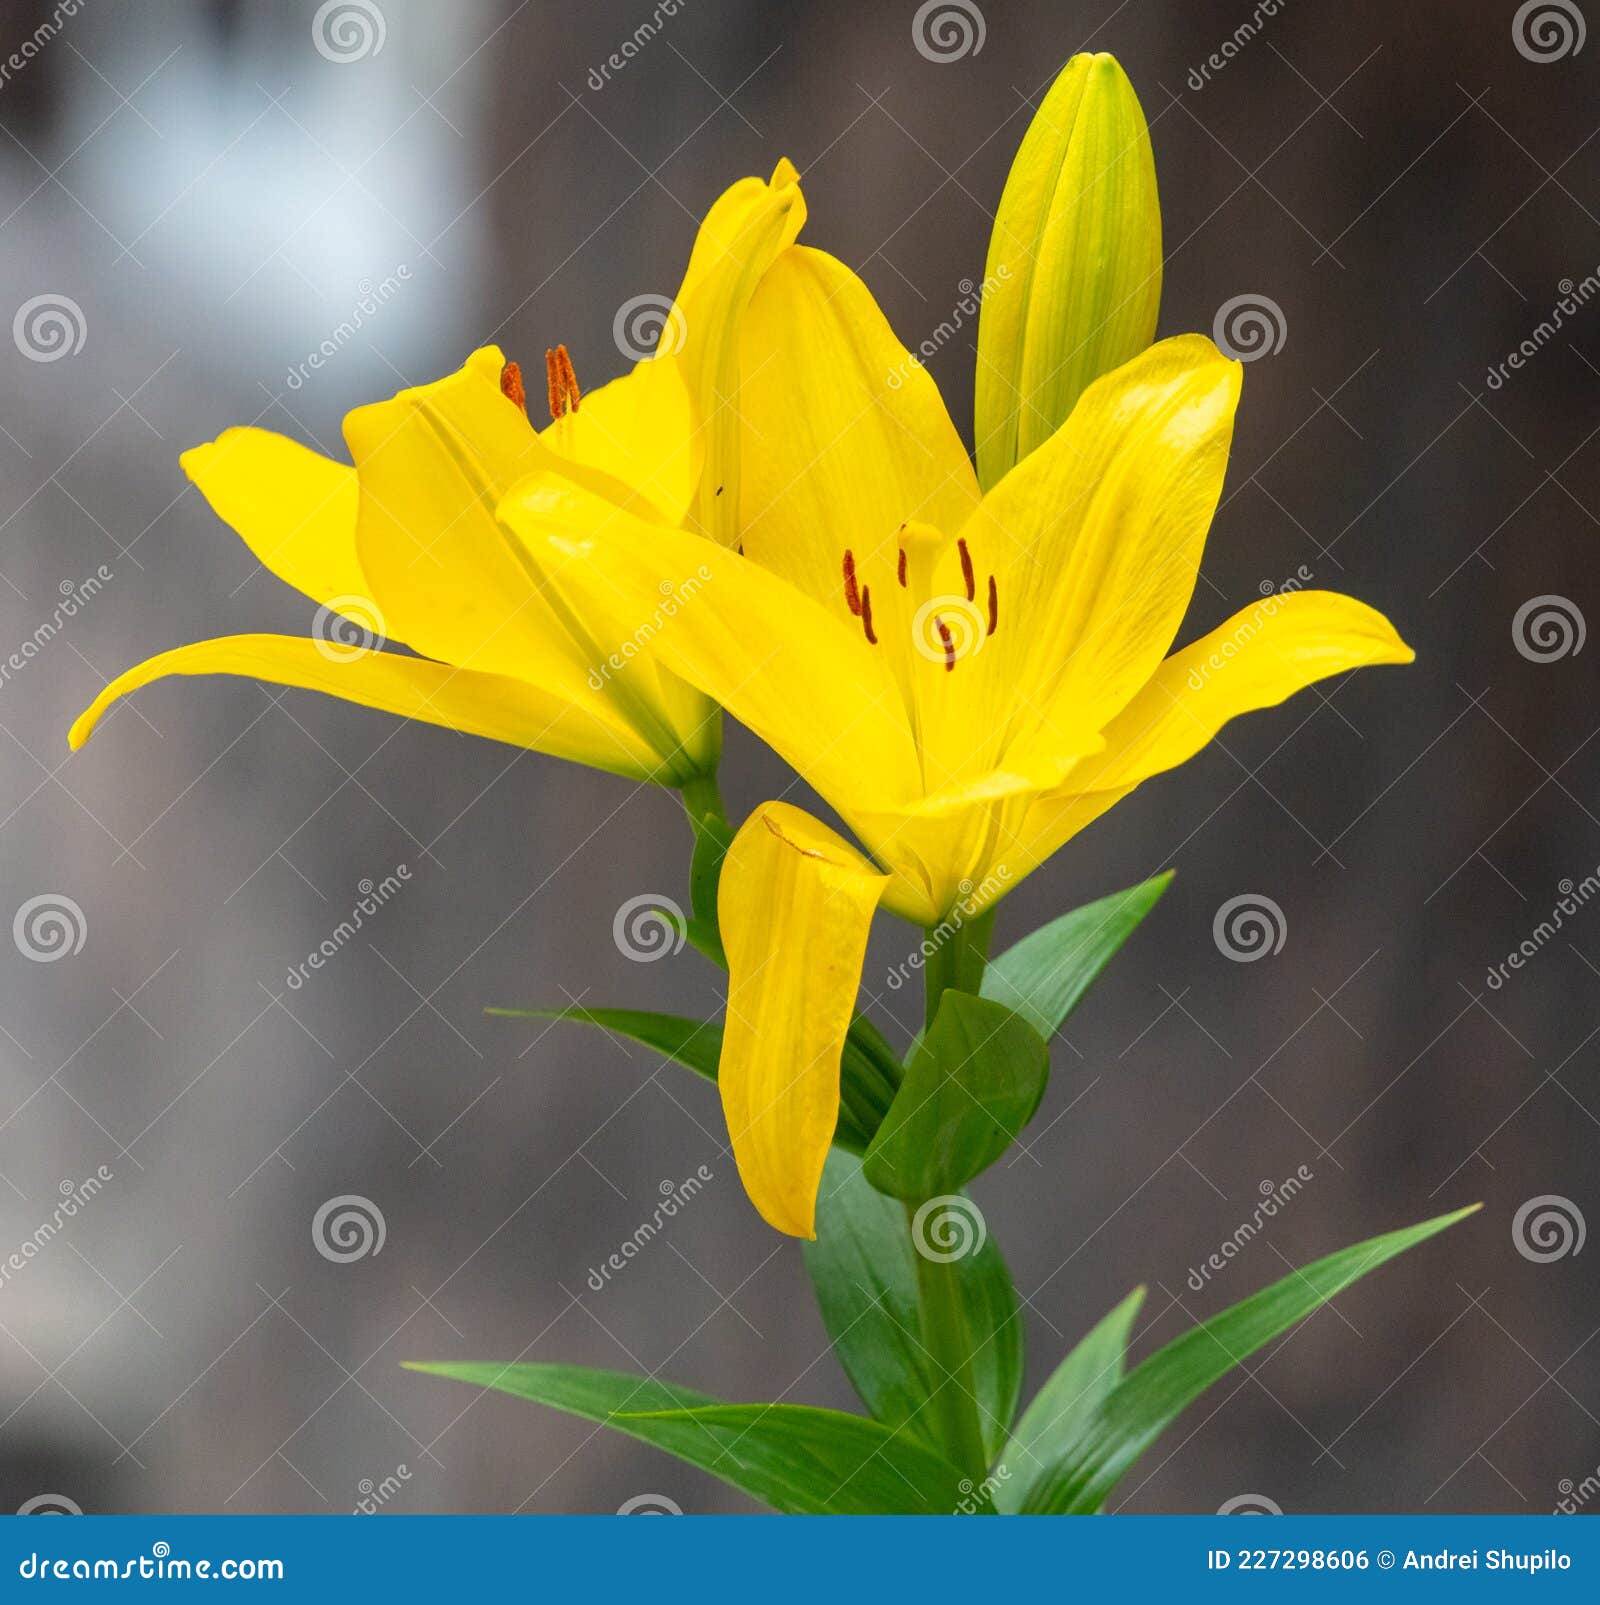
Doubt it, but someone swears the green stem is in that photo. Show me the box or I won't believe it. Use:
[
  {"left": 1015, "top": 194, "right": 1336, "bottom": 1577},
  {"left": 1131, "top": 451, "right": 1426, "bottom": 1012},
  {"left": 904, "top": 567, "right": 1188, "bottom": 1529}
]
[
  {"left": 906, "top": 1200, "right": 989, "bottom": 1480},
  {"left": 680, "top": 771, "right": 733, "bottom": 968},
  {"left": 922, "top": 904, "right": 996, "bottom": 1031}
]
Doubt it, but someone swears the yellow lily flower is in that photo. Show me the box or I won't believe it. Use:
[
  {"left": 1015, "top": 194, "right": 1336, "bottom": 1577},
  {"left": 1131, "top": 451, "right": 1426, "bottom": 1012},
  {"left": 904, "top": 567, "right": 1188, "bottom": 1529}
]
[
  {"left": 69, "top": 161, "right": 807, "bottom": 786},
  {"left": 501, "top": 246, "right": 1414, "bottom": 1236}
]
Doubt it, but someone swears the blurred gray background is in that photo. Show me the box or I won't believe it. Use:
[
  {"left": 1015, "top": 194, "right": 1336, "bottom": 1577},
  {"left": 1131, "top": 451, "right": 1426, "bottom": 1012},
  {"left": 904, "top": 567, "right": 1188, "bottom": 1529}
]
[{"left": 0, "top": 0, "right": 1596, "bottom": 1515}]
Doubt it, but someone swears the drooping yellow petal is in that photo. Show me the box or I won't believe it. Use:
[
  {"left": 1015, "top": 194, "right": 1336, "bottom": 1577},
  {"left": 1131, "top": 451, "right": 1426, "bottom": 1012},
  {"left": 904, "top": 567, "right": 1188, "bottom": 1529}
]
[
  {"left": 181, "top": 428, "right": 367, "bottom": 606},
  {"left": 68, "top": 633, "right": 663, "bottom": 779},
  {"left": 671, "top": 158, "right": 807, "bottom": 546},
  {"left": 964, "top": 335, "right": 1242, "bottom": 776},
  {"left": 718, "top": 802, "right": 889, "bottom": 1237},
  {"left": 498, "top": 474, "right": 923, "bottom": 807},
  {"left": 1011, "top": 590, "right": 1415, "bottom": 872},
  {"left": 739, "top": 246, "right": 981, "bottom": 617},
  {"left": 975, "top": 53, "right": 1162, "bottom": 489}
]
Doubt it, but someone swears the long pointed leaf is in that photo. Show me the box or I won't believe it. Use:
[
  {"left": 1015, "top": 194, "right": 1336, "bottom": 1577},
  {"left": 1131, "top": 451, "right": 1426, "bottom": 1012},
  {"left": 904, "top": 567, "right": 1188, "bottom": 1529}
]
[
  {"left": 1015, "top": 1205, "right": 1478, "bottom": 1513},
  {"left": 405, "top": 1362, "right": 986, "bottom": 1514}
]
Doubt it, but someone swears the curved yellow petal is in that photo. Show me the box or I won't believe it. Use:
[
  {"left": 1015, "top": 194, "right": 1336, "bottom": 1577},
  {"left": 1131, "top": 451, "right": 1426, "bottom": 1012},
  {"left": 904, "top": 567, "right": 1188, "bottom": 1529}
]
[
  {"left": 180, "top": 428, "right": 367, "bottom": 606},
  {"left": 719, "top": 802, "right": 889, "bottom": 1237},
  {"left": 671, "top": 158, "right": 807, "bottom": 545},
  {"left": 963, "top": 334, "right": 1242, "bottom": 774},
  {"left": 739, "top": 246, "right": 980, "bottom": 616},
  {"left": 68, "top": 633, "right": 663, "bottom": 780},
  {"left": 499, "top": 474, "right": 922, "bottom": 806},
  {"left": 1013, "top": 590, "right": 1414, "bottom": 870}
]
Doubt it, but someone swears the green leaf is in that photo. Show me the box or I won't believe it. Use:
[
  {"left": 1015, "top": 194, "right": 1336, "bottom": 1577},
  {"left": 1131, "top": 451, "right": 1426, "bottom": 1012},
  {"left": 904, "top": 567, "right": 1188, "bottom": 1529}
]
[
  {"left": 993, "top": 1286, "right": 1144, "bottom": 1512},
  {"left": 982, "top": 872, "right": 1171, "bottom": 1039},
  {"left": 803, "top": 1150, "right": 1023, "bottom": 1464},
  {"left": 862, "top": 991, "right": 1048, "bottom": 1201},
  {"left": 486, "top": 1005, "right": 891, "bottom": 1154},
  {"left": 404, "top": 1361, "right": 988, "bottom": 1514},
  {"left": 1014, "top": 1205, "right": 1479, "bottom": 1514}
]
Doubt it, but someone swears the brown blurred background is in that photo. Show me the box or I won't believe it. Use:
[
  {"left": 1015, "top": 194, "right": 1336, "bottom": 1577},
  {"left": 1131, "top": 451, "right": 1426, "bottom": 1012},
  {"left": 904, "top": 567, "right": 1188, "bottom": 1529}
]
[{"left": 0, "top": 0, "right": 1597, "bottom": 1514}]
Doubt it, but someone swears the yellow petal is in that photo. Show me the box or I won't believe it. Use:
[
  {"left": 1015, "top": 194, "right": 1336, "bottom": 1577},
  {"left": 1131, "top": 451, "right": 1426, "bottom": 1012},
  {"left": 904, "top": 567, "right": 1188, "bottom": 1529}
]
[
  {"left": 498, "top": 474, "right": 923, "bottom": 806},
  {"left": 719, "top": 802, "right": 889, "bottom": 1236},
  {"left": 68, "top": 633, "right": 662, "bottom": 780},
  {"left": 1012, "top": 590, "right": 1414, "bottom": 871},
  {"left": 975, "top": 53, "right": 1162, "bottom": 489},
  {"left": 671, "top": 159, "right": 807, "bottom": 546},
  {"left": 181, "top": 428, "right": 367, "bottom": 606},
  {"left": 964, "top": 335, "right": 1242, "bottom": 776}
]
